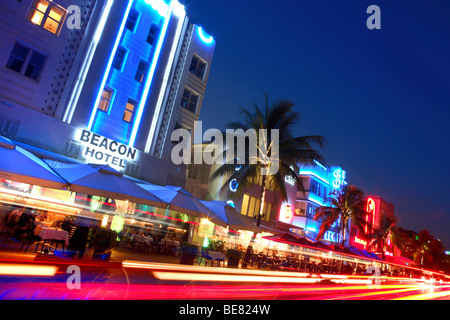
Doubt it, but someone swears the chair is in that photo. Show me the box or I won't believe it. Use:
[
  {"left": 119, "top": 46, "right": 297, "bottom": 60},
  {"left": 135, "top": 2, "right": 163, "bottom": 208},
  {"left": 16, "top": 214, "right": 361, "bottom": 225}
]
[
  {"left": 68, "top": 225, "right": 77, "bottom": 240},
  {"left": 214, "top": 255, "right": 225, "bottom": 267},
  {"left": 52, "top": 220, "right": 62, "bottom": 228},
  {"left": 20, "top": 220, "right": 43, "bottom": 252},
  {"left": 198, "top": 249, "right": 213, "bottom": 266},
  {"left": 50, "top": 239, "right": 66, "bottom": 254},
  {"left": 1, "top": 213, "right": 17, "bottom": 236}
]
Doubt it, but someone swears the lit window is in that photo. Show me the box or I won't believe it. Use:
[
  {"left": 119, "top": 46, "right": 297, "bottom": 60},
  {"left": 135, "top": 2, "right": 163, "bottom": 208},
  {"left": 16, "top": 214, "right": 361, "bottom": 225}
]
[
  {"left": 6, "top": 42, "right": 47, "bottom": 81},
  {"left": 147, "top": 23, "right": 160, "bottom": 45},
  {"left": 241, "top": 194, "right": 249, "bottom": 216},
  {"left": 113, "top": 47, "right": 127, "bottom": 71},
  {"left": 180, "top": 88, "right": 199, "bottom": 113},
  {"left": 123, "top": 100, "right": 136, "bottom": 122},
  {"left": 28, "top": 0, "right": 66, "bottom": 35},
  {"left": 98, "top": 88, "right": 113, "bottom": 112},
  {"left": 125, "top": 8, "right": 139, "bottom": 32},
  {"left": 135, "top": 60, "right": 148, "bottom": 83},
  {"left": 189, "top": 55, "right": 207, "bottom": 80}
]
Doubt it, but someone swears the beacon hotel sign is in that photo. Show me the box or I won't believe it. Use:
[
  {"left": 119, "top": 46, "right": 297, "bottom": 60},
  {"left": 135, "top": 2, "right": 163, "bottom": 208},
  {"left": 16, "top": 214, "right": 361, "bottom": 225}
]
[{"left": 74, "top": 129, "right": 140, "bottom": 172}]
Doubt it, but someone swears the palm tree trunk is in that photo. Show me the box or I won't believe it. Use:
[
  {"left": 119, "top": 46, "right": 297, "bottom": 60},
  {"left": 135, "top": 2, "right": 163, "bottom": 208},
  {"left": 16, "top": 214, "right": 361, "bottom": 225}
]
[
  {"left": 340, "top": 219, "right": 347, "bottom": 247},
  {"left": 242, "top": 175, "right": 267, "bottom": 268}
]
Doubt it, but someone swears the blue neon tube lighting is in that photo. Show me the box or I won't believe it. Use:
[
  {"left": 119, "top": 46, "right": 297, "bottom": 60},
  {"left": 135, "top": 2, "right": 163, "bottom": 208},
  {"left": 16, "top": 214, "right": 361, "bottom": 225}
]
[
  {"left": 144, "top": 1, "right": 185, "bottom": 152},
  {"left": 63, "top": 0, "right": 115, "bottom": 123},
  {"left": 87, "top": 0, "right": 134, "bottom": 131},
  {"left": 128, "top": 1, "right": 174, "bottom": 147},
  {"left": 197, "top": 26, "right": 214, "bottom": 44}
]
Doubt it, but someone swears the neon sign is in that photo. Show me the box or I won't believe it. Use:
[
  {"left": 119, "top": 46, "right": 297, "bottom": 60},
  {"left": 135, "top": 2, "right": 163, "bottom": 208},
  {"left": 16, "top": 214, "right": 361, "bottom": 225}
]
[
  {"left": 283, "top": 204, "right": 292, "bottom": 220},
  {"left": 77, "top": 129, "right": 138, "bottom": 169},
  {"left": 332, "top": 168, "right": 347, "bottom": 189},
  {"left": 367, "top": 198, "right": 376, "bottom": 214},
  {"left": 279, "top": 203, "right": 292, "bottom": 222},
  {"left": 284, "top": 175, "right": 296, "bottom": 186},
  {"left": 229, "top": 179, "right": 238, "bottom": 192},
  {"left": 324, "top": 231, "right": 342, "bottom": 243},
  {"left": 355, "top": 237, "right": 367, "bottom": 246},
  {"left": 285, "top": 166, "right": 297, "bottom": 186},
  {"left": 226, "top": 200, "right": 235, "bottom": 208},
  {"left": 365, "top": 197, "right": 376, "bottom": 233}
]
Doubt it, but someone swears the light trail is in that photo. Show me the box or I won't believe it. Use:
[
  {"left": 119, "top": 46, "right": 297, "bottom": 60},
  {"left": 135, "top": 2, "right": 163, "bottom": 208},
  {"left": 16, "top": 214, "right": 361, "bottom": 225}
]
[
  {"left": 0, "top": 263, "right": 57, "bottom": 276},
  {"left": 0, "top": 256, "right": 449, "bottom": 300}
]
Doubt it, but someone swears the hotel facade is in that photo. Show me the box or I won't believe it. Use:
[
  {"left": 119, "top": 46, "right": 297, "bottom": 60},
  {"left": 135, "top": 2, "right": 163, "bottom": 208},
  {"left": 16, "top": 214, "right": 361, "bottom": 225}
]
[{"left": 0, "top": 0, "right": 215, "bottom": 186}]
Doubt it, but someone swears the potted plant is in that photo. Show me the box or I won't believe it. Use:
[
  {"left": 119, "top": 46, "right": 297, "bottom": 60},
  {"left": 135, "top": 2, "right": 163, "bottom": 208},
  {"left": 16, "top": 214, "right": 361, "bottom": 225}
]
[
  {"left": 179, "top": 241, "right": 199, "bottom": 265},
  {"left": 207, "top": 239, "right": 225, "bottom": 253},
  {"left": 91, "top": 228, "right": 118, "bottom": 261},
  {"left": 226, "top": 248, "right": 242, "bottom": 268}
]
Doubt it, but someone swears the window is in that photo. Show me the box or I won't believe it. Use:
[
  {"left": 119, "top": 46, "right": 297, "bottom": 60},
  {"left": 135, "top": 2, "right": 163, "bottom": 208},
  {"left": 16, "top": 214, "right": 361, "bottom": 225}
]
[
  {"left": 24, "top": 51, "right": 47, "bottom": 80},
  {"left": 241, "top": 194, "right": 249, "bottom": 216},
  {"left": 295, "top": 202, "right": 307, "bottom": 216},
  {"left": 135, "top": 60, "right": 148, "bottom": 83},
  {"left": 180, "top": 88, "right": 199, "bottom": 113},
  {"left": 189, "top": 55, "right": 207, "bottom": 79},
  {"left": 240, "top": 193, "right": 271, "bottom": 221},
  {"left": 112, "top": 47, "right": 127, "bottom": 71},
  {"left": 6, "top": 42, "right": 47, "bottom": 81},
  {"left": 307, "top": 204, "right": 319, "bottom": 220},
  {"left": 125, "top": 8, "right": 139, "bottom": 32},
  {"left": 147, "top": 23, "right": 160, "bottom": 45},
  {"left": 263, "top": 202, "right": 272, "bottom": 220},
  {"left": 122, "top": 100, "right": 136, "bottom": 122},
  {"left": 98, "top": 87, "right": 113, "bottom": 112},
  {"left": 28, "top": 0, "right": 66, "bottom": 35}
]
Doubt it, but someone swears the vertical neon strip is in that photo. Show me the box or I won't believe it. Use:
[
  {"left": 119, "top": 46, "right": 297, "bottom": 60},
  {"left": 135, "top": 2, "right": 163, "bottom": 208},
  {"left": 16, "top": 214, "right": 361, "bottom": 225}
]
[
  {"left": 63, "top": 0, "right": 115, "bottom": 123},
  {"left": 87, "top": 0, "right": 134, "bottom": 131},
  {"left": 144, "top": 1, "right": 186, "bottom": 152},
  {"left": 128, "top": 1, "right": 174, "bottom": 147}
]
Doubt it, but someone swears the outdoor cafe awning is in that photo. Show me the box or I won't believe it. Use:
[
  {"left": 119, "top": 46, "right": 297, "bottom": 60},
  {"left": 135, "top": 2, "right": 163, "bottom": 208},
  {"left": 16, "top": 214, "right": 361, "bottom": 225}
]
[
  {"left": 0, "top": 135, "right": 67, "bottom": 190},
  {"left": 137, "top": 184, "right": 226, "bottom": 226},
  {"left": 263, "top": 233, "right": 389, "bottom": 263},
  {"left": 43, "top": 160, "right": 164, "bottom": 208}
]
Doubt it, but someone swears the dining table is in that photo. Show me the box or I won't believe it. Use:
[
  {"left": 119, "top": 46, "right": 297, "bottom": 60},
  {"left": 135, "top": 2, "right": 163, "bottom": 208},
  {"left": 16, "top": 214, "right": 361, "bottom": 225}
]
[
  {"left": 34, "top": 224, "right": 69, "bottom": 245},
  {"left": 207, "top": 251, "right": 226, "bottom": 266},
  {"left": 159, "top": 238, "right": 180, "bottom": 254},
  {"left": 131, "top": 234, "right": 153, "bottom": 246}
]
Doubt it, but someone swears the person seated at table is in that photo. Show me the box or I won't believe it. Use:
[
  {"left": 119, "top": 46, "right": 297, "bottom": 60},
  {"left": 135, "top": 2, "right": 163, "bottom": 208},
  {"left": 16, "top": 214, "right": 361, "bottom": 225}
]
[
  {"left": 8, "top": 206, "right": 24, "bottom": 223},
  {"left": 36, "top": 210, "right": 48, "bottom": 222},
  {"left": 13, "top": 208, "right": 34, "bottom": 238}
]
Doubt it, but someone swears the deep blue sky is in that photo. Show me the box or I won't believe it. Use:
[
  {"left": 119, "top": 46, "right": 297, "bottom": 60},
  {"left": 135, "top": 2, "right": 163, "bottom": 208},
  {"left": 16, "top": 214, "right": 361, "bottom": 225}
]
[{"left": 181, "top": 0, "right": 450, "bottom": 248}]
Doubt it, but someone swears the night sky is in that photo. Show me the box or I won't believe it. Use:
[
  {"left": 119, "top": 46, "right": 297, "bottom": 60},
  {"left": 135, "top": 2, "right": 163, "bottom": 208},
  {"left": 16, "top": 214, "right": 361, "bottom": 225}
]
[{"left": 181, "top": 0, "right": 450, "bottom": 248}]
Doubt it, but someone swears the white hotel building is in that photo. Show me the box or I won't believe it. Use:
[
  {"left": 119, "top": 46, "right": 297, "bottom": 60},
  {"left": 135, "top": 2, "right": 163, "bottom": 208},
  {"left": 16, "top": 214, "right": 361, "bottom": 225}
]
[{"left": 0, "top": 0, "right": 215, "bottom": 187}]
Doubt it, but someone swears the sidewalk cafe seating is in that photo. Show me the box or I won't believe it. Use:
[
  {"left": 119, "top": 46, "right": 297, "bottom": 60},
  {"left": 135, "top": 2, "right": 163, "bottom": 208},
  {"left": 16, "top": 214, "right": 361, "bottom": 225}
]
[
  {"left": 198, "top": 249, "right": 213, "bottom": 266},
  {"left": 20, "top": 219, "right": 44, "bottom": 252}
]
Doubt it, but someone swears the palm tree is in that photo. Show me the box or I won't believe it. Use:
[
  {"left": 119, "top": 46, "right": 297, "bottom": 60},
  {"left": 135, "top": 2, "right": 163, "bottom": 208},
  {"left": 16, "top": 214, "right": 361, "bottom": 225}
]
[
  {"left": 211, "top": 97, "right": 325, "bottom": 263},
  {"left": 313, "top": 185, "right": 367, "bottom": 247},
  {"left": 407, "top": 229, "right": 444, "bottom": 267},
  {"left": 366, "top": 214, "right": 399, "bottom": 260}
]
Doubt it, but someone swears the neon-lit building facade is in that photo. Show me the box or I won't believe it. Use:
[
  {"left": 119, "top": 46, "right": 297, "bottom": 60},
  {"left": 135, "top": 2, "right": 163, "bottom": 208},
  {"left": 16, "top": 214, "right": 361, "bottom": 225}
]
[
  {"left": 278, "top": 161, "right": 348, "bottom": 243},
  {"left": 0, "top": 0, "right": 215, "bottom": 186},
  {"left": 350, "top": 195, "right": 395, "bottom": 257}
]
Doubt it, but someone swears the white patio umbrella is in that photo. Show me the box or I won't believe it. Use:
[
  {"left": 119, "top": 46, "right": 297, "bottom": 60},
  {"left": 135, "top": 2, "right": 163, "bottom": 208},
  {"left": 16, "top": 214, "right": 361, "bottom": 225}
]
[
  {"left": 199, "top": 200, "right": 263, "bottom": 233},
  {"left": 0, "top": 135, "right": 68, "bottom": 190},
  {"left": 137, "top": 184, "right": 226, "bottom": 226},
  {"left": 44, "top": 160, "right": 163, "bottom": 207}
]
